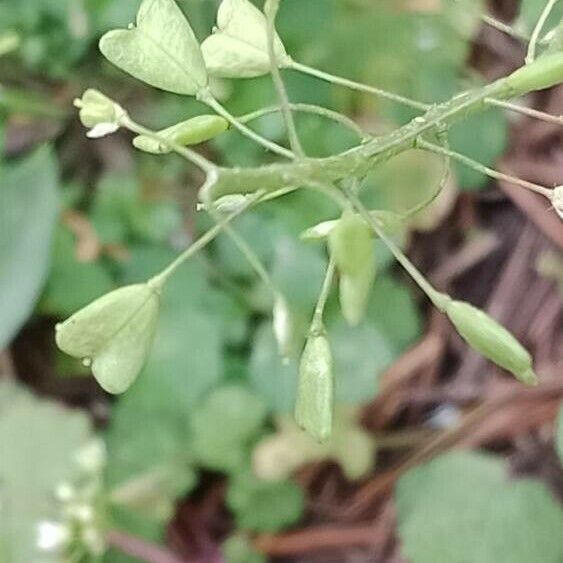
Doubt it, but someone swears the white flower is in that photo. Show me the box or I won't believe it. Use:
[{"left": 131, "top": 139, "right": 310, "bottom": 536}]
[
  {"left": 36, "top": 521, "right": 70, "bottom": 552},
  {"left": 552, "top": 186, "right": 563, "bottom": 220}
]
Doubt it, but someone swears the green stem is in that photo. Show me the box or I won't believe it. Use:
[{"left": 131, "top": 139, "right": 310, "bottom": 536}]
[
  {"left": 287, "top": 60, "right": 430, "bottom": 112},
  {"left": 120, "top": 114, "right": 216, "bottom": 174},
  {"left": 238, "top": 103, "right": 365, "bottom": 139},
  {"left": 481, "top": 14, "right": 530, "bottom": 42},
  {"left": 417, "top": 138, "right": 553, "bottom": 199},
  {"left": 200, "top": 91, "right": 294, "bottom": 159},
  {"left": 149, "top": 192, "right": 263, "bottom": 288},
  {"left": 526, "top": 0, "right": 559, "bottom": 64},
  {"left": 342, "top": 181, "right": 450, "bottom": 311},
  {"left": 265, "top": 0, "right": 305, "bottom": 158},
  {"left": 486, "top": 97, "right": 563, "bottom": 127},
  {"left": 311, "top": 260, "right": 336, "bottom": 332}
]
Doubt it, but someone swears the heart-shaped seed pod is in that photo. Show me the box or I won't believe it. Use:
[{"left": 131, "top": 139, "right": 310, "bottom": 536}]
[
  {"left": 99, "top": 0, "right": 208, "bottom": 95},
  {"left": 55, "top": 284, "right": 160, "bottom": 394},
  {"left": 445, "top": 300, "right": 538, "bottom": 386},
  {"left": 133, "top": 115, "right": 229, "bottom": 154},
  {"left": 328, "top": 213, "right": 374, "bottom": 278},
  {"left": 201, "top": 0, "right": 290, "bottom": 79},
  {"left": 294, "top": 329, "right": 334, "bottom": 443}
]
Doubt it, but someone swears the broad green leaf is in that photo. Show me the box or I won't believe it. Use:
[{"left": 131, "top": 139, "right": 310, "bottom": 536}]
[
  {"left": 222, "top": 533, "right": 266, "bottom": 563},
  {"left": 449, "top": 107, "right": 508, "bottom": 191},
  {"left": 396, "top": 451, "right": 563, "bottom": 563},
  {"left": 191, "top": 385, "right": 267, "bottom": 473},
  {"left": 226, "top": 472, "right": 304, "bottom": 533},
  {"left": 0, "top": 381, "right": 93, "bottom": 563},
  {"left": 0, "top": 146, "right": 59, "bottom": 348},
  {"left": 99, "top": 0, "right": 207, "bottom": 95}
]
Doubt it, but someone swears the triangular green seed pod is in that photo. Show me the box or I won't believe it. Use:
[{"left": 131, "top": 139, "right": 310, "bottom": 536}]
[
  {"left": 55, "top": 284, "right": 160, "bottom": 394},
  {"left": 301, "top": 210, "right": 403, "bottom": 242},
  {"left": 552, "top": 186, "right": 563, "bottom": 220},
  {"left": 99, "top": 0, "right": 208, "bottom": 96},
  {"left": 328, "top": 213, "right": 374, "bottom": 278},
  {"left": 339, "top": 257, "right": 376, "bottom": 327},
  {"left": 445, "top": 300, "right": 538, "bottom": 386},
  {"left": 133, "top": 115, "right": 229, "bottom": 154},
  {"left": 201, "top": 0, "right": 290, "bottom": 79},
  {"left": 295, "top": 330, "right": 334, "bottom": 443}
]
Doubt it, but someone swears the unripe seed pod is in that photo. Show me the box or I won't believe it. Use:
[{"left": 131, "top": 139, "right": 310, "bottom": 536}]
[
  {"left": 328, "top": 213, "right": 373, "bottom": 278},
  {"left": 133, "top": 115, "right": 228, "bottom": 154},
  {"left": 301, "top": 210, "right": 403, "bottom": 242},
  {"left": 339, "top": 257, "right": 376, "bottom": 327},
  {"left": 55, "top": 284, "right": 160, "bottom": 394},
  {"left": 552, "top": 186, "right": 563, "bottom": 220},
  {"left": 294, "top": 330, "right": 334, "bottom": 443},
  {"left": 445, "top": 300, "right": 538, "bottom": 386},
  {"left": 505, "top": 53, "right": 563, "bottom": 97}
]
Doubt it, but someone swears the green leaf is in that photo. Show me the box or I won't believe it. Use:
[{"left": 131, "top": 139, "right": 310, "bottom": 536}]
[
  {"left": 0, "top": 146, "right": 59, "bottom": 348},
  {"left": 42, "top": 225, "right": 114, "bottom": 317},
  {"left": 191, "top": 385, "right": 267, "bottom": 473},
  {"left": 222, "top": 533, "right": 266, "bottom": 563},
  {"left": 226, "top": 473, "right": 304, "bottom": 533},
  {"left": 396, "top": 451, "right": 563, "bottom": 563},
  {"left": 0, "top": 381, "right": 93, "bottom": 563},
  {"left": 99, "top": 0, "right": 207, "bottom": 95},
  {"left": 449, "top": 107, "right": 508, "bottom": 191}
]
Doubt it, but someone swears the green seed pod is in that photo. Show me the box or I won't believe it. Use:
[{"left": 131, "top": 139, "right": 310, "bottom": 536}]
[
  {"left": 339, "top": 257, "right": 376, "bottom": 327},
  {"left": 201, "top": 0, "right": 290, "bottom": 79},
  {"left": 505, "top": 53, "right": 563, "bottom": 97},
  {"left": 273, "top": 294, "right": 293, "bottom": 362},
  {"left": 55, "top": 284, "right": 160, "bottom": 394},
  {"left": 294, "top": 329, "right": 334, "bottom": 443},
  {"left": 133, "top": 115, "right": 229, "bottom": 154},
  {"left": 301, "top": 210, "right": 402, "bottom": 242},
  {"left": 445, "top": 300, "right": 538, "bottom": 386},
  {"left": 329, "top": 213, "right": 373, "bottom": 278},
  {"left": 552, "top": 186, "right": 563, "bottom": 220}
]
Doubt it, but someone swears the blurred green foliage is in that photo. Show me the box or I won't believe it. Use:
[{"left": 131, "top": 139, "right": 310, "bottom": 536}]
[{"left": 1, "top": 0, "right": 562, "bottom": 561}]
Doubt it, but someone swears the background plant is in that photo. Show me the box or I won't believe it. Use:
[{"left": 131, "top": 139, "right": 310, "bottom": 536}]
[{"left": 1, "top": 1, "right": 562, "bottom": 562}]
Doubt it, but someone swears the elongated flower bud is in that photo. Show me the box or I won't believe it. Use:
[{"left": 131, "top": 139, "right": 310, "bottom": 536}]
[
  {"left": 328, "top": 213, "right": 373, "bottom": 278},
  {"left": 295, "top": 330, "right": 334, "bottom": 443},
  {"left": 445, "top": 300, "right": 537, "bottom": 386},
  {"left": 506, "top": 53, "right": 563, "bottom": 97},
  {"left": 133, "top": 115, "right": 228, "bottom": 154},
  {"left": 55, "top": 284, "right": 160, "bottom": 394}
]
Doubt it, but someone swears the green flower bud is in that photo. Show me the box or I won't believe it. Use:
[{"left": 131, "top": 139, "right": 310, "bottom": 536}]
[
  {"left": 339, "top": 257, "right": 376, "bottom": 327},
  {"left": 73, "top": 89, "right": 126, "bottom": 138},
  {"left": 55, "top": 284, "right": 160, "bottom": 394},
  {"left": 201, "top": 0, "right": 290, "bottom": 79},
  {"left": 552, "top": 186, "right": 563, "bottom": 220},
  {"left": 301, "top": 210, "right": 402, "bottom": 242},
  {"left": 295, "top": 330, "right": 334, "bottom": 443},
  {"left": 506, "top": 54, "right": 563, "bottom": 97},
  {"left": 133, "top": 115, "right": 229, "bottom": 154},
  {"left": 445, "top": 300, "right": 538, "bottom": 386},
  {"left": 329, "top": 213, "right": 373, "bottom": 278}
]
